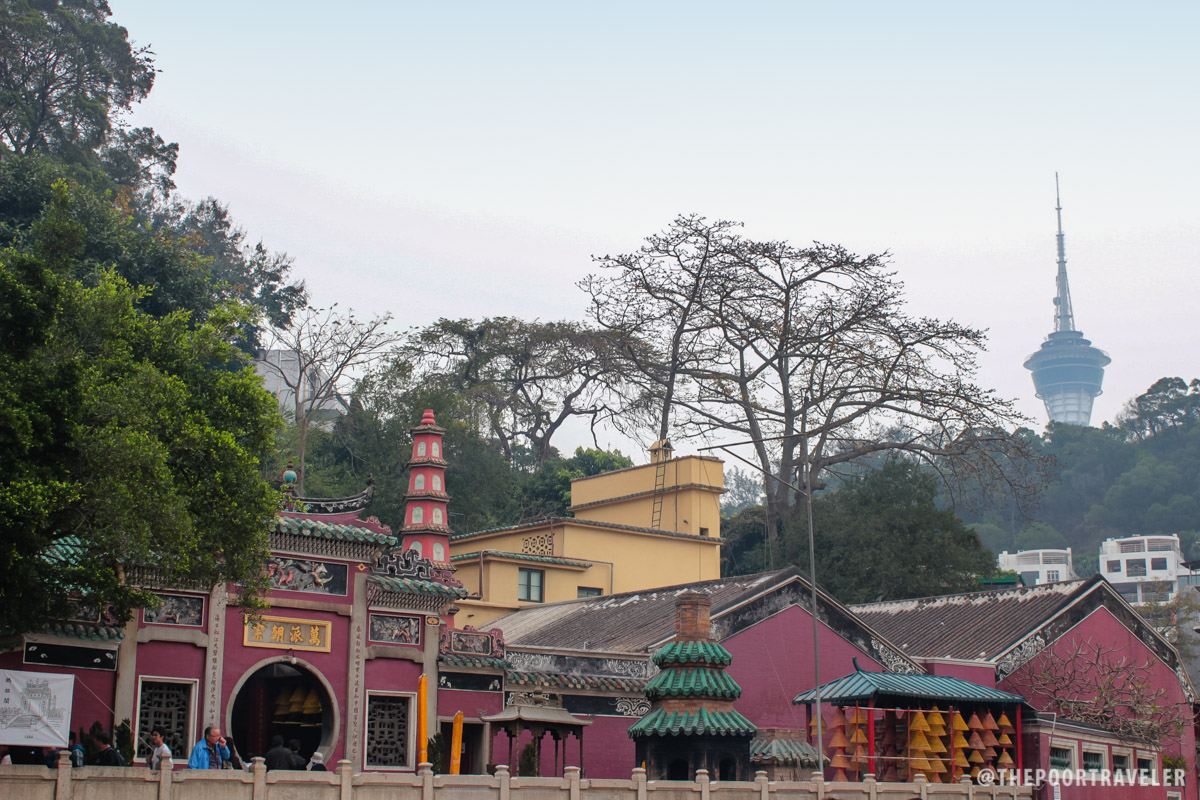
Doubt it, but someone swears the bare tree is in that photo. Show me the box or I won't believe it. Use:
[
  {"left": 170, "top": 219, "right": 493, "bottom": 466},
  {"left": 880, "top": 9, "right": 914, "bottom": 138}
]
[
  {"left": 402, "top": 318, "right": 627, "bottom": 467},
  {"left": 259, "top": 305, "right": 403, "bottom": 494},
  {"left": 1006, "top": 638, "right": 1191, "bottom": 748},
  {"left": 584, "top": 216, "right": 1041, "bottom": 553}
]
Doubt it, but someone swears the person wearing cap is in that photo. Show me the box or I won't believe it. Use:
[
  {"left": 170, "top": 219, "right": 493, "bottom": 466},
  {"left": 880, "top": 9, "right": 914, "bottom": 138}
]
[{"left": 306, "top": 750, "right": 326, "bottom": 771}]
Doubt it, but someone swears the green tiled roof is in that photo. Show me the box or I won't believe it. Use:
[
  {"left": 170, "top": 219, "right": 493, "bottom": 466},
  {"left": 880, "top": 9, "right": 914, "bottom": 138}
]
[
  {"left": 441, "top": 653, "right": 507, "bottom": 670},
  {"left": 370, "top": 575, "right": 468, "bottom": 599},
  {"left": 43, "top": 621, "right": 125, "bottom": 642},
  {"left": 645, "top": 667, "right": 742, "bottom": 700},
  {"left": 792, "top": 669, "right": 1025, "bottom": 705},
  {"left": 275, "top": 516, "right": 397, "bottom": 547},
  {"left": 652, "top": 640, "right": 732, "bottom": 667},
  {"left": 507, "top": 670, "right": 647, "bottom": 693},
  {"left": 629, "top": 707, "right": 757, "bottom": 738},
  {"left": 749, "top": 737, "right": 824, "bottom": 767},
  {"left": 451, "top": 551, "right": 593, "bottom": 569}
]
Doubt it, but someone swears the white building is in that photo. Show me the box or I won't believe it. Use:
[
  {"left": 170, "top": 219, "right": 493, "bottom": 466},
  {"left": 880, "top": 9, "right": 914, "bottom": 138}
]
[
  {"left": 996, "top": 548, "right": 1078, "bottom": 586},
  {"left": 255, "top": 349, "right": 348, "bottom": 427},
  {"left": 1099, "top": 534, "right": 1186, "bottom": 604}
]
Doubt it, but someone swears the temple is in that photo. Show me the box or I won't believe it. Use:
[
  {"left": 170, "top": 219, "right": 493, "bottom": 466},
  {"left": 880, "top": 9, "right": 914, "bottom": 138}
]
[{"left": 2, "top": 412, "right": 1196, "bottom": 800}]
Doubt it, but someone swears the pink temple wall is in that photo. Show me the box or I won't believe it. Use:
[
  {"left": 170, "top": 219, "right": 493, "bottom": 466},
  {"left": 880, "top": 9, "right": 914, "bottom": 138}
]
[
  {"left": 919, "top": 660, "right": 996, "bottom": 685},
  {"left": 1000, "top": 606, "right": 1197, "bottom": 800},
  {"left": 503, "top": 604, "right": 888, "bottom": 779}
]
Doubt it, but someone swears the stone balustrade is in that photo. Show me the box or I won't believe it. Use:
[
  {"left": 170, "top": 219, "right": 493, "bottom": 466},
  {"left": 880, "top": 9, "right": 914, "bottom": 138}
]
[{"left": 0, "top": 751, "right": 1032, "bottom": 800}]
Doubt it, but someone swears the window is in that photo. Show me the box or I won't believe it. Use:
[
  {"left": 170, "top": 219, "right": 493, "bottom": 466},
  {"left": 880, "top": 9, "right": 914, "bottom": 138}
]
[
  {"left": 1137, "top": 756, "right": 1154, "bottom": 774},
  {"left": 699, "top": 527, "right": 709, "bottom": 537},
  {"left": 1113, "top": 753, "right": 1130, "bottom": 773},
  {"left": 433, "top": 543, "right": 445, "bottom": 561},
  {"left": 577, "top": 587, "right": 602, "bottom": 598},
  {"left": 1046, "top": 570, "right": 1060, "bottom": 582},
  {"left": 417, "top": 441, "right": 427, "bottom": 456},
  {"left": 1108, "top": 561, "right": 1122, "bottom": 573},
  {"left": 365, "top": 693, "right": 412, "bottom": 769},
  {"left": 1151, "top": 557, "right": 1168, "bottom": 571},
  {"left": 414, "top": 474, "right": 425, "bottom": 490},
  {"left": 1049, "top": 747, "right": 1073, "bottom": 770},
  {"left": 518, "top": 568, "right": 544, "bottom": 602},
  {"left": 1149, "top": 538, "right": 1175, "bottom": 551},
  {"left": 135, "top": 678, "right": 195, "bottom": 764},
  {"left": 408, "top": 541, "right": 423, "bottom": 556},
  {"left": 432, "top": 508, "right": 443, "bottom": 524},
  {"left": 1082, "top": 750, "right": 1104, "bottom": 774},
  {"left": 1127, "top": 559, "right": 1147, "bottom": 577},
  {"left": 411, "top": 507, "right": 423, "bottom": 524},
  {"left": 1120, "top": 540, "right": 1146, "bottom": 553},
  {"left": 432, "top": 475, "right": 442, "bottom": 491},
  {"left": 431, "top": 442, "right": 440, "bottom": 457}
]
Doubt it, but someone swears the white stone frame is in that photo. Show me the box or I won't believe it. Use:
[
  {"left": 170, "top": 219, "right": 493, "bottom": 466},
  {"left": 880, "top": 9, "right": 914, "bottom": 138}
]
[
  {"left": 133, "top": 675, "right": 198, "bottom": 765},
  {"left": 1048, "top": 738, "right": 1076, "bottom": 770},
  {"left": 223, "top": 654, "right": 342, "bottom": 759},
  {"left": 1080, "top": 743, "right": 1106, "bottom": 776},
  {"left": 364, "top": 690, "right": 417, "bottom": 771}
]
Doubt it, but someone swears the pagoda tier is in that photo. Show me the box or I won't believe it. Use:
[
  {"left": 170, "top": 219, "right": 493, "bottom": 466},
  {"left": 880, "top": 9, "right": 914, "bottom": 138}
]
[{"left": 401, "top": 410, "right": 453, "bottom": 563}]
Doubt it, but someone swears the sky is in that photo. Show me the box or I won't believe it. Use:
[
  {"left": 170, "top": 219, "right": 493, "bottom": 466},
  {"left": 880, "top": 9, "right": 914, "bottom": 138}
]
[{"left": 110, "top": 1, "right": 1199, "bottom": 457}]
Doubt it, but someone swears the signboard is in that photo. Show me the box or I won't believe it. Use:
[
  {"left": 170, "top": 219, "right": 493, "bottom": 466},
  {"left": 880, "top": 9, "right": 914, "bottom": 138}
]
[
  {"left": 244, "top": 615, "right": 332, "bottom": 653},
  {"left": 0, "top": 669, "right": 74, "bottom": 747}
]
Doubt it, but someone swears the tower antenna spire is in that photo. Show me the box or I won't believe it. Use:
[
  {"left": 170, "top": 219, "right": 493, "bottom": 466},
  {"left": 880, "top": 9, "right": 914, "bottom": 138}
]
[{"left": 1054, "top": 172, "right": 1075, "bottom": 332}]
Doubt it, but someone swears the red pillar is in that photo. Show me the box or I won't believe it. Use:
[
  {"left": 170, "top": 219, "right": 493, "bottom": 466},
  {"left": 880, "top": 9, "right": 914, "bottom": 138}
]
[
  {"left": 866, "top": 703, "right": 876, "bottom": 775},
  {"left": 1015, "top": 706, "right": 1023, "bottom": 779}
]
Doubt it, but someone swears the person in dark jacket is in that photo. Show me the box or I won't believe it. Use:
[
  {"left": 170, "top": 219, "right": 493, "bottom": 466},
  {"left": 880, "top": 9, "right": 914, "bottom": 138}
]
[
  {"left": 93, "top": 731, "right": 125, "bottom": 767},
  {"left": 288, "top": 739, "right": 305, "bottom": 769},
  {"left": 264, "top": 735, "right": 294, "bottom": 770}
]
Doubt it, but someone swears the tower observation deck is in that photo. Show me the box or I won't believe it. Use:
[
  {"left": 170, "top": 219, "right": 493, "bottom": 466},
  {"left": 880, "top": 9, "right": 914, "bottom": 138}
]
[{"left": 1023, "top": 176, "right": 1110, "bottom": 426}]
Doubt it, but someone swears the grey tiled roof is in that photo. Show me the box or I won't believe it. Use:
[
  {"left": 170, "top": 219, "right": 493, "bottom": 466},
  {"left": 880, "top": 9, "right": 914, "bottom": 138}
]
[
  {"left": 850, "top": 579, "right": 1090, "bottom": 661},
  {"left": 451, "top": 551, "right": 593, "bottom": 569}
]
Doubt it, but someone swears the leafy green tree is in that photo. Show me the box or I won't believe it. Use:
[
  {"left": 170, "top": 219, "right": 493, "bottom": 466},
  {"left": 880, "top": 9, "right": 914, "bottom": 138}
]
[
  {"left": 0, "top": 0, "right": 176, "bottom": 200},
  {"left": 969, "top": 522, "right": 1011, "bottom": 555},
  {"left": 730, "top": 461, "right": 993, "bottom": 604},
  {"left": 518, "top": 447, "right": 633, "bottom": 520},
  {"left": 0, "top": 184, "right": 279, "bottom": 633},
  {"left": 1014, "top": 522, "right": 1068, "bottom": 551}
]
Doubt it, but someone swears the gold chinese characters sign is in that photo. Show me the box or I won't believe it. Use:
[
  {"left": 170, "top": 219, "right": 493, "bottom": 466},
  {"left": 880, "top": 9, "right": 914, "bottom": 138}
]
[{"left": 243, "top": 615, "right": 332, "bottom": 653}]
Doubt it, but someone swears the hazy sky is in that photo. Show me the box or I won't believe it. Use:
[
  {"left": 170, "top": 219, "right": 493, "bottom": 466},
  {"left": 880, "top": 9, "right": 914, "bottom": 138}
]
[{"left": 111, "top": 1, "right": 1199, "bottom": 456}]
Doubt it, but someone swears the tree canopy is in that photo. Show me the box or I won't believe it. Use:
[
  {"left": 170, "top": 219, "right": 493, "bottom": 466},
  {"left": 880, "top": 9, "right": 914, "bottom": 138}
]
[{"left": 0, "top": 183, "right": 280, "bottom": 632}]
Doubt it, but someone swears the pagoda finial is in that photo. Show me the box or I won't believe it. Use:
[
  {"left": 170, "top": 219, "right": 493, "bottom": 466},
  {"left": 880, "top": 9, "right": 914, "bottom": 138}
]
[
  {"left": 421, "top": 408, "right": 436, "bottom": 426},
  {"left": 1053, "top": 173, "right": 1075, "bottom": 333}
]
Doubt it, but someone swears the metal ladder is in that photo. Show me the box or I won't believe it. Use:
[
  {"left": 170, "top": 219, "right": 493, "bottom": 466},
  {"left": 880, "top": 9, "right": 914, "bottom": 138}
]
[{"left": 650, "top": 459, "right": 667, "bottom": 529}]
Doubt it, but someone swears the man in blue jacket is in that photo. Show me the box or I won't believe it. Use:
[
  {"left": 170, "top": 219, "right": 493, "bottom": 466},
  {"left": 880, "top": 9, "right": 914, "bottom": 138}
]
[{"left": 187, "top": 725, "right": 230, "bottom": 769}]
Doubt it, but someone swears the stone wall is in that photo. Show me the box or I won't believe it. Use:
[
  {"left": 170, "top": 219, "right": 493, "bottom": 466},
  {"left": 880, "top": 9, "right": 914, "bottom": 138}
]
[{"left": 0, "top": 753, "right": 1033, "bottom": 800}]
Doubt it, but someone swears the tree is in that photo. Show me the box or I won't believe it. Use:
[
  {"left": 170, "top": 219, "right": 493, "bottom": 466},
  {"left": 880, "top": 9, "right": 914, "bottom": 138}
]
[
  {"left": 585, "top": 215, "right": 1038, "bottom": 560},
  {"left": 1006, "top": 638, "right": 1191, "bottom": 749},
  {"left": 259, "top": 305, "right": 402, "bottom": 495},
  {"left": 1118, "top": 377, "right": 1200, "bottom": 441},
  {"left": 402, "top": 318, "right": 627, "bottom": 467},
  {"left": 1, "top": 184, "right": 280, "bottom": 633},
  {"left": 0, "top": 1, "right": 177, "bottom": 200}
]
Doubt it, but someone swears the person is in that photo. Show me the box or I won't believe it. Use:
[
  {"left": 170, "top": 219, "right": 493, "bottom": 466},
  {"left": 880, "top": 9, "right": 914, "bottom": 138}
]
[
  {"left": 68, "top": 733, "right": 85, "bottom": 768},
  {"left": 264, "top": 735, "right": 294, "bottom": 770},
  {"left": 287, "top": 739, "right": 305, "bottom": 770},
  {"left": 149, "top": 728, "right": 171, "bottom": 771},
  {"left": 1, "top": 744, "right": 12, "bottom": 765},
  {"left": 93, "top": 731, "right": 125, "bottom": 766},
  {"left": 224, "top": 735, "right": 246, "bottom": 771},
  {"left": 186, "top": 725, "right": 229, "bottom": 769},
  {"left": 306, "top": 751, "right": 326, "bottom": 772}
]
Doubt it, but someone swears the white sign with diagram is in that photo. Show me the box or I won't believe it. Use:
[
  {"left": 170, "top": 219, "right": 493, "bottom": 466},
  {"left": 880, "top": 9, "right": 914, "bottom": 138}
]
[{"left": 0, "top": 669, "right": 74, "bottom": 748}]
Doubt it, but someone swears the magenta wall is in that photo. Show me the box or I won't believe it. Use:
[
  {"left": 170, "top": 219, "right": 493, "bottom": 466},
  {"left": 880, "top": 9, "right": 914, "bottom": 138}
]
[
  {"left": 1000, "top": 607, "right": 1197, "bottom": 800},
  {"left": 0, "top": 650, "right": 117, "bottom": 737},
  {"left": 724, "top": 605, "right": 885, "bottom": 730},
  {"left": 438, "top": 688, "right": 502, "bottom": 721},
  {"left": 219, "top": 605, "right": 351, "bottom": 764}
]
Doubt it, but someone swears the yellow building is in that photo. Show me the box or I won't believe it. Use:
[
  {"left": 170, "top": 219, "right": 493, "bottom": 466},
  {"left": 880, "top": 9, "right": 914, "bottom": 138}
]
[{"left": 450, "top": 443, "right": 725, "bottom": 627}]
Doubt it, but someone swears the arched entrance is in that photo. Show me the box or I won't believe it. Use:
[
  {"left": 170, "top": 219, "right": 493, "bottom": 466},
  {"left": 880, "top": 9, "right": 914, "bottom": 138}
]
[{"left": 228, "top": 659, "right": 337, "bottom": 762}]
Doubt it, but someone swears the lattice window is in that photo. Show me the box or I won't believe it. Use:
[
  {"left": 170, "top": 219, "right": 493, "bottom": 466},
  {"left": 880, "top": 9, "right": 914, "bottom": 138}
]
[
  {"left": 366, "top": 694, "right": 410, "bottom": 768},
  {"left": 522, "top": 533, "right": 554, "bottom": 555},
  {"left": 136, "top": 680, "right": 192, "bottom": 762}
]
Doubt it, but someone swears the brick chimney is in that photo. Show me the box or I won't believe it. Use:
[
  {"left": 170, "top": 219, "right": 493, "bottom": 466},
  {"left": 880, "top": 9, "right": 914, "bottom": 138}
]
[{"left": 674, "top": 591, "right": 711, "bottom": 641}]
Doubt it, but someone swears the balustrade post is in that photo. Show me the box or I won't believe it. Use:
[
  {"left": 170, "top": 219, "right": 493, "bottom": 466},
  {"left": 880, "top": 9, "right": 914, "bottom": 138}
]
[
  {"left": 495, "top": 764, "right": 511, "bottom": 800},
  {"left": 632, "top": 766, "right": 648, "bottom": 800}
]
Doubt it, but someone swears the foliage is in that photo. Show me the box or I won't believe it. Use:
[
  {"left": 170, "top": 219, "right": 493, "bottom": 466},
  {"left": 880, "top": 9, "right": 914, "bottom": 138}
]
[
  {"left": 518, "top": 447, "right": 634, "bottom": 520},
  {"left": 0, "top": 183, "right": 279, "bottom": 632},
  {"left": 401, "top": 317, "right": 628, "bottom": 468},
  {"left": 259, "top": 305, "right": 402, "bottom": 494},
  {"left": 721, "top": 467, "right": 764, "bottom": 516},
  {"left": 727, "top": 460, "right": 993, "bottom": 603},
  {"left": 518, "top": 740, "right": 538, "bottom": 777},
  {"left": 1005, "top": 637, "right": 1191, "bottom": 748},
  {"left": 115, "top": 718, "right": 133, "bottom": 765},
  {"left": 583, "top": 215, "right": 1040, "bottom": 562},
  {"left": 0, "top": 0, "right": 176, "bottom": 201},
  {"left": 1136, "top": 585, "right": 1200, "bottom": 662},
  {"left": 426, "top": 732, "right": 448, "bottom": 774}
]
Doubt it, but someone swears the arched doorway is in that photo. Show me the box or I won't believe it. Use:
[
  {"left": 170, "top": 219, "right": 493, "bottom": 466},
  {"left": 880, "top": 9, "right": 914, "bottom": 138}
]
[{"left": 229, "top": 659, "right": 337, "bottom": 762}]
